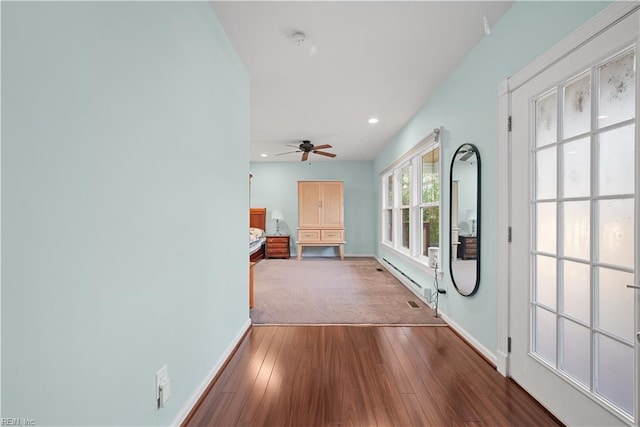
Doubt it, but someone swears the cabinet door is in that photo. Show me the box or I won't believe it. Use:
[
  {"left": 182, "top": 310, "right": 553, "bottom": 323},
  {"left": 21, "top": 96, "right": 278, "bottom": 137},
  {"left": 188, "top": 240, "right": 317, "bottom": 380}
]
[
  {"left": 298, "top": 182, "right": 321, "bottom": 227},
  {"left": 320, "top": 182, "right": 343, "bottom": 227}
]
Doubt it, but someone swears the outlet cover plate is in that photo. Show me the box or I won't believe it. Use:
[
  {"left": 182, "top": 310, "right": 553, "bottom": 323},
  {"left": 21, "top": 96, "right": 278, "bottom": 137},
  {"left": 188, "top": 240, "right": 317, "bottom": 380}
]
[{"left": 155, "top": 365, "right": 170, "bottom": 407}]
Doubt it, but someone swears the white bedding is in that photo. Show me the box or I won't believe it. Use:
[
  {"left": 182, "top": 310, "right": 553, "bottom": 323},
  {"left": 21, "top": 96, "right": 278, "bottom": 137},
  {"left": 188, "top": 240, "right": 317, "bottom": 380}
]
[
  {"left": 249, "top": 227, "right": 266, "bottom": 255},
  {"left": 249, "top": 236, "right": 266, "bottom": 255},
  {"left": 250, "top": 227, "right": 265, "bottom": 243}
]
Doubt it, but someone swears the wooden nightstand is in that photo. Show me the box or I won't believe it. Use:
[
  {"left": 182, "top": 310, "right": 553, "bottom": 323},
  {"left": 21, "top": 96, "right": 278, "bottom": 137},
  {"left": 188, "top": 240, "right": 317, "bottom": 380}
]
[
  {"left": 458, "top": 235, "right": 477, "bottom": 260},
  {"left": 266, "top": 235, "right": 290, "bottom": 259}
]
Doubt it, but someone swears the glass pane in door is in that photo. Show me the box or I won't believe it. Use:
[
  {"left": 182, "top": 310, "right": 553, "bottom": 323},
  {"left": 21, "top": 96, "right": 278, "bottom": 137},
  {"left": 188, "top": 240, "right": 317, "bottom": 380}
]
[
  {"left": 535, "top": 255, "right": 557, "bottom": 309},
  {"left": 563, "top": 73, "right": 591, "bottom": 138},
  {"left": 562, "top": 137, "right": 590, "bottom": 198},
  {"left": 597, "top": 199, "right": 634, "bottom": 269},
  {"left": 596, "top": 333, "right": 634, "bottom": 415},
  {"left": 597, "top": 267, "right": 635, "bottom": 341},
  {"left": 536, "top": 147, "right": 557, "bottom": 200},
  {"left": 561, "top": 319, "right": 590, "bottom": 387},
  {"left": 598, "top": 125, "right": 635, "bottom": 196},
  {"left": 562, "top": 260, "right": 590, "bottom": 323},
  {"left": 536, "top": 202, "right": 556, "bottom": 254},
  {"left": 536, "top": 91, "right": 558, "bottom": 147},
  {"left": 598, "top": 50, "right": 636, "bottom": 128},
  {"left": 563, "top": 201, "right": 590, "bottom": 260},
  {"left": 534, "top": 307, "right": 557, "bottom": 364}
]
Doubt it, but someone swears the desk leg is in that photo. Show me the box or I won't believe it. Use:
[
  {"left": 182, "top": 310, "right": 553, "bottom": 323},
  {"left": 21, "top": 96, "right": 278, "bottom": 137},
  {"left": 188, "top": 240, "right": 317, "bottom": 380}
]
[
  {"left": 339, "top": 244, "right": 344, "bottom": 261},
  {"left": 297, "top": 244, "right": 303, "bottom": 261}
]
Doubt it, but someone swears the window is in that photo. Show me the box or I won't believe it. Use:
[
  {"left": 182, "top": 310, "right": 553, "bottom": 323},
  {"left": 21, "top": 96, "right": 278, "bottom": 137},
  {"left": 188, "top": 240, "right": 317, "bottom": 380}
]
[
  {"left": 381, "top": 132, "right": 441, "bottom": 266},
  {"left": 401, "top": 164, "right": 411, "bottom": 249},
  {"left": 383, "top": 175, "right": 393, "bottom": 243},
  {"left": 421, "top": 148, "right": 440, "bottom": 255}
]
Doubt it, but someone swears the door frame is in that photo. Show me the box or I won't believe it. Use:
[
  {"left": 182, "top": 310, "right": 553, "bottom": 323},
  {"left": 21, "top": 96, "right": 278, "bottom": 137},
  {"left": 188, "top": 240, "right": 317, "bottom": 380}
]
[{"left": 496, "top": 1, "right": 640, "bottom": 379}]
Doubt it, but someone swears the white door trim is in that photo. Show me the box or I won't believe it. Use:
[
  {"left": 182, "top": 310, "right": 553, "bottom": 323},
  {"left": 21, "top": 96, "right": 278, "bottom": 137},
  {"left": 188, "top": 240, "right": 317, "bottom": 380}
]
[
  {"left": 496, "top": 0, "right": 640, "bottom": 378},
  {"left": 496, "top": 80, "right": 510, "bottom": 376}
]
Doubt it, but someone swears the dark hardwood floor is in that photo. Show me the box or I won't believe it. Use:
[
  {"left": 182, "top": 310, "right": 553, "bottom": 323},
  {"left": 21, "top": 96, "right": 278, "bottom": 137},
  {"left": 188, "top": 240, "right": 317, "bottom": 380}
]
[{"left": 185, "top": 325, "right": 561, "bottom": 427}]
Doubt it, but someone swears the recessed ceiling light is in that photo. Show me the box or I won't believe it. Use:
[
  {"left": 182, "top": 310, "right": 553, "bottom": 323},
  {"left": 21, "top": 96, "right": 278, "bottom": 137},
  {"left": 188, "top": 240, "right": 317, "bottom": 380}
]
[
  {"left": 368, "top": 117, "right": 379, "bottom": 124},
  {"left": 260, "top": 153, "right": 268, "bottom": 158}
]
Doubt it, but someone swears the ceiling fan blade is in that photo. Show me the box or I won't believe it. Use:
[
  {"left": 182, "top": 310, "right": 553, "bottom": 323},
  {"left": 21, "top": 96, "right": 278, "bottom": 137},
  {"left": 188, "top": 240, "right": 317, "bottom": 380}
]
[
  {"left": 275, "top": 150, "right": 301, "bottom": 156},
  {"left": 312, "top": 144, "right": 332, "bottom": 150},
  {"left": 285, "top": 144, "right": 301, "bottom": 149},
  {"left": 313, "top": 150, "right": 337, "bottom": 158},
  {"left": 301, "top": 151, "right": 309, "bottom": 161},
  {"left": 460, "top": 151, "right": 473, "bottom": 161}
]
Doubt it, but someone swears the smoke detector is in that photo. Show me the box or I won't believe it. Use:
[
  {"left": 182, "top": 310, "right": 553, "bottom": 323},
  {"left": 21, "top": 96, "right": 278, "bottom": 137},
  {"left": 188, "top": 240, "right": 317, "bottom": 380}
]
[{"left": 290, "top": 31, "right": 306, "bottom": 46}]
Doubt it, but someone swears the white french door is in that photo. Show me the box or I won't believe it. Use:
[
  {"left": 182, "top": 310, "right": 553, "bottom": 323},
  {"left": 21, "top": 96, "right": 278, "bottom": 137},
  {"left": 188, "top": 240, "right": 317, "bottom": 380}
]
[{"left": 509, "top": 8, "right": 639, "bottom": 426}]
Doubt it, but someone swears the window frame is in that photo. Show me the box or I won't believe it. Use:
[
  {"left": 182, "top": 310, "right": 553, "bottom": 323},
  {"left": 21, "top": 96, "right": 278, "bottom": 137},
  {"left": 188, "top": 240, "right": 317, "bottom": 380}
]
[
  {"left": 382, "top": 173, "right": 394, "bottom": 245},
  {"left": 380, "top": 130, "right": 442, "bottom": 269},
  {"left": 419, "top": 148, "right": 440, "bottom": 260}
]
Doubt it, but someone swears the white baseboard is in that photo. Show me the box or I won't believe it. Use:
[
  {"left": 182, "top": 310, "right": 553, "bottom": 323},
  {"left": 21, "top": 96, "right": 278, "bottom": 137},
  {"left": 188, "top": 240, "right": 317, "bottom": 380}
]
[
  {"left": 378, "top": 257, "right": 497, "bottom": 366},
  {"left": 440, "top": 312, "right": 497, "bottom": 366},
  {"left": 291, "top": 253, "right": 376, "bottom": 258},
  {"left": 378, "top": 258, "right": 435, "bottom": 308},
  {"left": 172, "top": 318, "right": 251, "bottom": 426},
  {"left": 496, "top": 350, "right": 509, "bottom": 376}
]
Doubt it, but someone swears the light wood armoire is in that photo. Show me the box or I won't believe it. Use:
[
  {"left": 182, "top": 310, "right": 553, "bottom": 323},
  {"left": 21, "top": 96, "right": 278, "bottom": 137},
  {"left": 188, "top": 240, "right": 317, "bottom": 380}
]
[{"left": 297, "top": 181, "right": 345, "bottom": 260}]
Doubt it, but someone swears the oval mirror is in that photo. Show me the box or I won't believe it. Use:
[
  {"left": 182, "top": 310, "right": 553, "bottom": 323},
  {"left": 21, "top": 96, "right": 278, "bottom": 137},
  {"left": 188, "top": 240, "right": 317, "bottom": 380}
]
[{"left": 449, "top": 143, "right": 480, "bottom": 296}]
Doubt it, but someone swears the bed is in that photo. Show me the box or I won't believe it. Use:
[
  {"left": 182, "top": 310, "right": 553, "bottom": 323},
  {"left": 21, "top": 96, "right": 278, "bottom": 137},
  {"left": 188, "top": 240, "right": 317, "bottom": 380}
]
[{"left": 249, "top": 208, "right": 267, "bottom": 262}]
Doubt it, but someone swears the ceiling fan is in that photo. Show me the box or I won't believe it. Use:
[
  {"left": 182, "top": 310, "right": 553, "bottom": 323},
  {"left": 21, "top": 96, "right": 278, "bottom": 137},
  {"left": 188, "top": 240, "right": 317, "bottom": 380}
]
[
  {"left": 276, "top": 140, "right": 337, "bottom": 161},
  {"left": 459, "top": 150, "right": 474, "bottom": 161},
  {"left": 456, "top": 147, "right": 476, "bottom": 161}
]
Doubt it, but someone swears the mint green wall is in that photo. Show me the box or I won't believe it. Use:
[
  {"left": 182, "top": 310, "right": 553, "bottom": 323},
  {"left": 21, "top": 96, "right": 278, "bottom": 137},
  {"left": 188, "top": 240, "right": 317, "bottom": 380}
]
[
  {"left": 374, "top": 1, "right": 610, "bottom": 354},
  {"left": 250, "top": 162, "right": 375, "bottom": 256},
  {"left": 2, "top": 2, "right": 248, "bottom": 425}
]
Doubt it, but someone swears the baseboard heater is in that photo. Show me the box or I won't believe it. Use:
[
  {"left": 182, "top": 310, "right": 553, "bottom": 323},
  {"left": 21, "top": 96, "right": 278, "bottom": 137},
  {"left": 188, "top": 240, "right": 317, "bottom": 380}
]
[{"left": 382, "top": 258, "right": 422, "bottom": 289}]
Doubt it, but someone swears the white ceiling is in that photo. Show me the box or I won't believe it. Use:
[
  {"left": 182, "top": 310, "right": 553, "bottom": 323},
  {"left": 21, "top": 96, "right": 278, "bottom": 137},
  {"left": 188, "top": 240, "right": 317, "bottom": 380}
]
[{"left": 212, "top": 1, "right": 513, "bottom": 162}]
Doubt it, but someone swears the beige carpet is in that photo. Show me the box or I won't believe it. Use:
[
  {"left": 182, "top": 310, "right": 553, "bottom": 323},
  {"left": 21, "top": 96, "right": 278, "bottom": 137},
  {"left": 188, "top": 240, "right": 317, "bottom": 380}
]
[{"left": 250, "top": 257, "right": 446, "bottom": 325}]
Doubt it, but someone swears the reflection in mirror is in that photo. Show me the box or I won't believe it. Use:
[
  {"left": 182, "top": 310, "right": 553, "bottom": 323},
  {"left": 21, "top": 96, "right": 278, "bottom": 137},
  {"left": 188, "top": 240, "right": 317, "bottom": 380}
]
[{"left": 450, "top": 143, "right": 480, "bottom": 296}]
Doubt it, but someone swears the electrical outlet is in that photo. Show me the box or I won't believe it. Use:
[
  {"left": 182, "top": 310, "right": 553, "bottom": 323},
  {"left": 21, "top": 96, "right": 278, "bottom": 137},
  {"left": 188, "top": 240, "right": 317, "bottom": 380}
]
[{"left": 155, "top": 365, "right": 171, "bottom": 409}]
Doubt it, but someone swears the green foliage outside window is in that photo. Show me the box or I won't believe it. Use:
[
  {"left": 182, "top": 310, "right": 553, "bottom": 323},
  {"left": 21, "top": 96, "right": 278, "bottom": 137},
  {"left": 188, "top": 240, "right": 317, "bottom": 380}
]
[
  {"left": 401, "top": 165, "right": 410, "bottom": 205},
  {"left": 423, "top": 207, "right": 439, "bottom": 247},
  {"left": 422, "top": 157, "right": 440, "bottom": 247},
  {"left": 422, "top": 174, "right": 439, "bottom": 203}
]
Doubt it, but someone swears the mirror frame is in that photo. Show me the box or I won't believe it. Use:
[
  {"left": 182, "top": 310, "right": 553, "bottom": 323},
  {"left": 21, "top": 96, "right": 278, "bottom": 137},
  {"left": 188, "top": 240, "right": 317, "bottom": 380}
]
[{"left": 449, "top": 143, "right": 481, "bottom": 296}]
